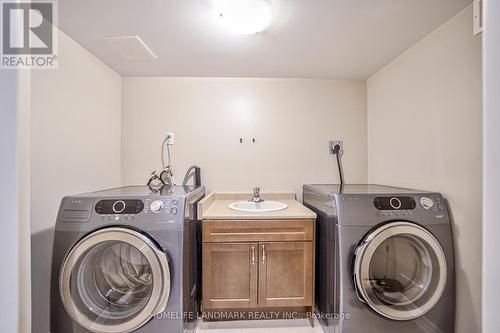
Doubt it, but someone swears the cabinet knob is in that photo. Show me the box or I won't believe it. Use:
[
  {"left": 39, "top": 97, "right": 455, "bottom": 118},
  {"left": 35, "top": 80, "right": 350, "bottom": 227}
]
[{"left": 261, "top": 244, "right": 266, "bottom": 264}]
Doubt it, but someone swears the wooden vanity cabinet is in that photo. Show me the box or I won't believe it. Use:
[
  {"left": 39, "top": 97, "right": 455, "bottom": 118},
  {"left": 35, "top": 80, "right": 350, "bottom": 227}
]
[
  {"left": 258, "top": 241, "right": 313, "bottom": 307},
  {"left": 203, "top": 242, "right": 258, "bottom": 309},
  {"left": 202, "top": 219, "right": 315, "bottom": 316}
]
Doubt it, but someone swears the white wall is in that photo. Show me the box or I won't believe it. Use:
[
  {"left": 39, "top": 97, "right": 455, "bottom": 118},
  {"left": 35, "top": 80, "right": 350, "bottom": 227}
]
[
  {"left": 0, "top": 69, "right": 31, "bottom": 333},
  {"left": 30, "top": 29, "right": 122, "bottom": 333},
  {"left": 0, "top": 70, "right": 21, "bottom": 333},
  {"left": 18, "top": 70, "right": 32, "bottom": 333},
  {"left": 483, "top": 0, "right": 500, "bottom": 332},
  {"left": 122, "top": 77, "right": 367, "bottom": 196},
  {"left": 367, "top": 5, "right": 482, "bottom": 333}
]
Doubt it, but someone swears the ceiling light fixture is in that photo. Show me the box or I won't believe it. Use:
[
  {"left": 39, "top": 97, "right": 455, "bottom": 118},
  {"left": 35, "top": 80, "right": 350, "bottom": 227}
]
[{"left": 211, "top": 0, "right": 273, "bottom": 35}]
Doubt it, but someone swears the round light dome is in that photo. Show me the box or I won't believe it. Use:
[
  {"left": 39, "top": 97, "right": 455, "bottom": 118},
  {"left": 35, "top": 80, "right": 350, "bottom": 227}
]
[{"left": 212, "top": 0, "right": 273, "bottom": 35}]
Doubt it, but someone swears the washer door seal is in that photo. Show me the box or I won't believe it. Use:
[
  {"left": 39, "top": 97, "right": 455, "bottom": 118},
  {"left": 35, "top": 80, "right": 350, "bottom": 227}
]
[
  {"left": 59, "top": 227, "right": 171, "bottom": 333},
  {"left": 353, "top": 221, "right": 447, "bottom": 321}
]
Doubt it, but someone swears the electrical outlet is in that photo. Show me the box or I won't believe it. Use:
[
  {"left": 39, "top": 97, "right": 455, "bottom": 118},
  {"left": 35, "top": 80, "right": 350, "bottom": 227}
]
[
  {"left": 329, "top": 140, "right": 343, "bottom": 154},
  {"left": 166, "top": 133, "right": 175, "bottom": 145}
]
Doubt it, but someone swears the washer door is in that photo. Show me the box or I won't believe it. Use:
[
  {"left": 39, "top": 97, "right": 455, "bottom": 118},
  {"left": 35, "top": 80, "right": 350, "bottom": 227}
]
[
  {"left": 353, "top": 222, "right": 447, "bottom": 321},
  {"left": 59, "top": 227, "right": 171, "bottom": 333}
]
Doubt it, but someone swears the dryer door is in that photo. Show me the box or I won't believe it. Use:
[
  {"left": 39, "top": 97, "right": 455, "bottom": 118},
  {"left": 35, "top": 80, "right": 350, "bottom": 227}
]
[
  {"left": 353, "top": 221, "right": 447, "bottom": 321},
  {"left": 59, "top": 227, "right": 171, "bottom": 333}
]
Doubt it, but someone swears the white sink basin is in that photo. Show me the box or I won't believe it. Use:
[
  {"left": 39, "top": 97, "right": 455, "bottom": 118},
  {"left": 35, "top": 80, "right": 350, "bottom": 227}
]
[{"left": 228, "top": 201, "right": 288, "bottom": 212}]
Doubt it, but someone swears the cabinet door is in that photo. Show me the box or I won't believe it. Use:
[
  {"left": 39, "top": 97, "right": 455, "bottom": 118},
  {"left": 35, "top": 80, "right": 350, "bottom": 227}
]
[
  {"left": 203, "top": 243, "right": 258, "bottom": 309},
  {"left": 259, "top": 242, "right": 313, "bottom": 307}
]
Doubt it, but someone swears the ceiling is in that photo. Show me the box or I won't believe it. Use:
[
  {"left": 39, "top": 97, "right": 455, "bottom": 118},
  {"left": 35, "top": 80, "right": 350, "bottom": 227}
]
[{"left": 57, "top": 0, "right": 472, "bottom": 79}]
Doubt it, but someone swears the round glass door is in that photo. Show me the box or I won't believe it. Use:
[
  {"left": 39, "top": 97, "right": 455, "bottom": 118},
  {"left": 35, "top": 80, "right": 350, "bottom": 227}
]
[
  {"left": 353, "top": 222, "right": 447, "bottom": 321},
  {"left": 59, "top": 228, "right": 171, "bottom": 333}
]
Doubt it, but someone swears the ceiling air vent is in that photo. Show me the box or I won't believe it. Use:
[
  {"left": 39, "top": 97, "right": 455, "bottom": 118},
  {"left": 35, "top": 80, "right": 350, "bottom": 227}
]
[{"left": 104, "top": 36, "right": 157, "bottom": 60}]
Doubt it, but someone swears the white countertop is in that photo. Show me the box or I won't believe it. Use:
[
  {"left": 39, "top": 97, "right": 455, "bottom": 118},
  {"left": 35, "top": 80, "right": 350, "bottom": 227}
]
[{"left": 198, "top": 192, "right": 317, "bottom": 220}]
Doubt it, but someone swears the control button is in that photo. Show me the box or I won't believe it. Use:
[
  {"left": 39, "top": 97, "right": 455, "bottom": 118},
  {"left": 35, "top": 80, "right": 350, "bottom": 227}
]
[
  {"left": 172, "top": 199, "right": 178, "bottom": 206},
  {"left": 170, "top": 207, "right": 178, "bottom": 215},
  {"left": 389, "top": 197, "right": 402, "bottom": 210},
  {"left": 150, "top": 200, "right": 164, "bottom": 214},
  {"left": 420, "top": 197, "right": 434, "bottom": 210},
  {"left": 112, "top": 200, "right": 126, "bottom": 213}
]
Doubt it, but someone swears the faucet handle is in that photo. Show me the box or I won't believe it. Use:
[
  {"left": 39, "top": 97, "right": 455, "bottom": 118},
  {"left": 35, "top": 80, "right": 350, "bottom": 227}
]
[{"left": 251, "top": 187, "right": 264, "bottom": 202}]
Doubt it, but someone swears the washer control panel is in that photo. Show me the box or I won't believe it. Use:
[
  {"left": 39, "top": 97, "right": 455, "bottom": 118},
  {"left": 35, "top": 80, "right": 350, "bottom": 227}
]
[
  {"left": 95, "top": 200, "right": 144, "bottom": 214},
  {"left": 148, "top": 199, "right": 180, "bottom": 215},
  {"left": 93, "top": 196, "right": 184, "bottom": 225},
  {"left": 143, "top": 197, "right": 182, "bottom": 221},
  {"left": 374, "top": 197, "right": 416, "bottom": 210}
]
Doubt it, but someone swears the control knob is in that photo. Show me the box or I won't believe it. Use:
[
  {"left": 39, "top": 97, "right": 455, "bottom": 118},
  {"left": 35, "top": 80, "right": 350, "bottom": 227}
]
[
  {"left": 389, "top": 197, "right": 402, "bottom": 210},
  {"left": 112, "top": 201, "right": 126, "bottom": 213},
  {"left": 150, "top": 200, "right": 164, "bottom": 214},
  {"left": 420, "top": 197, "right": 434, "bottom": 210}
]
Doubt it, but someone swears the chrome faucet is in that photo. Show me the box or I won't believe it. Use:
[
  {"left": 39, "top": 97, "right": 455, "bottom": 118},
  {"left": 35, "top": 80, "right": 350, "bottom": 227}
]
[{"left": 250, "top": 187, "right": 264, "bottom": 203}]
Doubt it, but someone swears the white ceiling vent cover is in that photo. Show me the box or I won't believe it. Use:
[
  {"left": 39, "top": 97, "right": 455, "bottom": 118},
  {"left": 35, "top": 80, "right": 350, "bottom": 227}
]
[{"left": 104, "top": 36, "right": 157, "bottom": 60}]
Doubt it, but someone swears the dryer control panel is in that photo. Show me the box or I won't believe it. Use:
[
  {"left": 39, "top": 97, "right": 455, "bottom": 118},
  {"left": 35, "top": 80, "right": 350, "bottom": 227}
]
[
  {"left": 374, "top": 197, "right": 416, "bottom": 210},
  {"left": 373, "top": 196, "right": 444, "bottom": 212}
]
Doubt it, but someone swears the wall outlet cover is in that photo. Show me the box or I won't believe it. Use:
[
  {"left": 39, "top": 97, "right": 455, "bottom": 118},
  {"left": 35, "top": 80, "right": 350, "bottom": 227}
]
[
  {"left": 166, "top": 133, "right": 175, "bottom": 145},
  {"left": 329, "top": 140, "right": 343, "bottom": 154}
]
